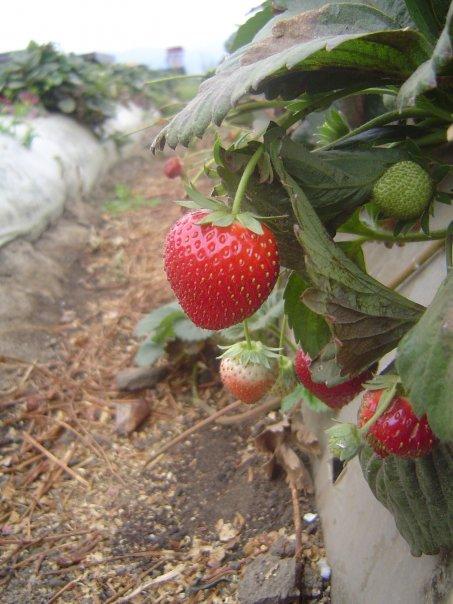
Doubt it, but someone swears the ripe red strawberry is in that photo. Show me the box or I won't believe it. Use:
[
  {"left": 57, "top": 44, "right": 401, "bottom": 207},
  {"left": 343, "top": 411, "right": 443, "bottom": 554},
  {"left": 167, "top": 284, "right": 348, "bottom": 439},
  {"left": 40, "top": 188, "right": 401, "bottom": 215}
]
[
  {"left": 358, "top": 389, "right": 437, "bottom": 458},
  {"left": 220, "top": 356, "right": 276, "bottom": 404},
  {"left": 164, "top": 210, "right": 279, "bottom": 329},
  {"left": 294, "top": 349, "right": 374, "bottom": 409},
  {"left": 164, "top": 157, "right": 183, "bottom": 178}
]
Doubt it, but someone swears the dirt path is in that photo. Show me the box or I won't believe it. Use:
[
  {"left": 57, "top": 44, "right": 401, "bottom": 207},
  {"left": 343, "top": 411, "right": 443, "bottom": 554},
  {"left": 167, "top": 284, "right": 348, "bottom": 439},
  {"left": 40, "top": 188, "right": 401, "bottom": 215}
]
[{"left": 0, "top": 152, "right": 330, "bottom": 603}]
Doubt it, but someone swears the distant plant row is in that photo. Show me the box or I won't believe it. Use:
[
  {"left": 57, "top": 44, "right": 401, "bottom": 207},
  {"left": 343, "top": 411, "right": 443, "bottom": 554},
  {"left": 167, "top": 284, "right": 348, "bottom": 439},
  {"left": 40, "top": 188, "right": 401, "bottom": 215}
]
[{"left": 0, "top": 41, "right": 192, "bottom": 134}]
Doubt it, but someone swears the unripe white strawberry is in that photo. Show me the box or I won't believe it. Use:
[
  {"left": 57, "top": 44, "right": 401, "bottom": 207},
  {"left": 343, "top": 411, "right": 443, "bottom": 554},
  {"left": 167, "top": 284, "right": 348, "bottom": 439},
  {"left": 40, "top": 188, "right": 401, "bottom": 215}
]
[{"left": 220, "top": 356, "right": 277, "bottom": 404}]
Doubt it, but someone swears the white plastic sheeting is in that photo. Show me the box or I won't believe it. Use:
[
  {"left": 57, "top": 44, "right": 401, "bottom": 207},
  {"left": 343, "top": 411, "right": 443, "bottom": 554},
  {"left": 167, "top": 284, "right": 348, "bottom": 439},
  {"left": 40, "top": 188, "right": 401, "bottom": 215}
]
[{"left": 0, "top": 104, "right": 158, "bottom": 247}]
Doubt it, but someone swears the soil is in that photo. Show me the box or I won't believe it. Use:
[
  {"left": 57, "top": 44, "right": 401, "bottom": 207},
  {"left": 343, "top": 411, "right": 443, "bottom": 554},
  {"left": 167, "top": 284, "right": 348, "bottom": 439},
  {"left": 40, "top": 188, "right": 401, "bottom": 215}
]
[{"left": 0, "top": 147, "right": 330, "bottom": 603}]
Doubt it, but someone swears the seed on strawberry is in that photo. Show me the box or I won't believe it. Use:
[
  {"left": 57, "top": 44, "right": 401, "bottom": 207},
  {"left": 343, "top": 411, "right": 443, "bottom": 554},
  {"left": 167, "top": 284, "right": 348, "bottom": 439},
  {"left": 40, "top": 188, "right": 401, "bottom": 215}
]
[
  {"left": 164, "top": 157, "right": 183, "bottom": 178},
  {"left": 164, "top": 210, "right": 279, "bottom": 329},
  {"left": 358, "top": 389, "right": 437, "bottom": 458},
  {"left": 220, "top": 356, "right": 276, "bottom": 404},
  {"left": 294, "top": 349, "right": 374, "bottom": 409}
]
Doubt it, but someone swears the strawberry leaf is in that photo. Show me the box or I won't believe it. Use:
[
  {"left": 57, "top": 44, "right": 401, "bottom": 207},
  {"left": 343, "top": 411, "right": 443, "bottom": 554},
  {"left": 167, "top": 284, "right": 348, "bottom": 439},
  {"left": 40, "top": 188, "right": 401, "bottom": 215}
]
[
  {"left": 270, "top": 138, "right": 424, "bottom": 376},
  {"left": 152, "top": 2, "right": 428, "bottom": 149},
  {"left": 135, "top": 341, "right": 165, "bottom": 367},
  {"left": 283, "top": 272, "right": 330, "bottom": 358},
  {"left": 360, "top": 442, "right": 453, "bottom": 556},
  {"left": 398, "top": 2, "right": 453, "bottom": 109},
  {"left": 134, "top": 301, "right": 213, "bottom": 367},
  {"left": 281, "top": 383, "right": 330, "bottom": 414},
  {"left": 396, "top": 272, "right": 453, "bottom": 441},
  {"left": 134, "top": 302, "right": 183, "bottom": 337},
  {"left": 225, "top": 2, "right": 274, "bottom": 53}
]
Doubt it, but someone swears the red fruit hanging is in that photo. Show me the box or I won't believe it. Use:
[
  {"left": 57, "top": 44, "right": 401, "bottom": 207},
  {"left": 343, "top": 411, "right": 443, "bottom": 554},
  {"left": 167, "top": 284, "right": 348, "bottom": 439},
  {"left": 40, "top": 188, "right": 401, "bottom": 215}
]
[
  {"left": 358, "top": 389, "right": 437, "bottom": 458},
  {"left": 164, "top": 157, "right": 183, "bottom": 178},
  {"left": 294, "top": 349, "right": 374, "bottom": 409},
  {"left": 164, "top": 210, "right": 279, "bottom": 329}
]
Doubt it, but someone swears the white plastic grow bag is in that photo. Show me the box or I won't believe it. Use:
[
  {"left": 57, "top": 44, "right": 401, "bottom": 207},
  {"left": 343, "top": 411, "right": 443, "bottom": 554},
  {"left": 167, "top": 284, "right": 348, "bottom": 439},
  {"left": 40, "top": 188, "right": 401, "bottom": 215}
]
[{"left": 0, "top": 104, "right": 158, "bottom": 247}]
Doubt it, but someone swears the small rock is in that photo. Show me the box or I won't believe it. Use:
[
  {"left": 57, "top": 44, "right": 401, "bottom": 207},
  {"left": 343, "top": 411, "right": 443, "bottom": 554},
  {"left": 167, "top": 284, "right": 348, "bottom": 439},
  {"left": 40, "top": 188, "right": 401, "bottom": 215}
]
[
  {"left": 318, "top": 558, "right": 331, "bottom": 580},
  {"left": 238, "top": 553, "right": 300, "bottom": 604},
  {"left": 301, "top": 564, "right": 323, "bottom": 600},
  {"left": 269, "top": 536, "right": 296, "bottom": 558},
  {"left": 115, "top": 365, "right": 168, "bottom": 391},
  {"left": 303, "top": 513, "right": 318, "bottom": 523},
  {"left": 115, "top": 400, "right": 151, "bottom": 435}
]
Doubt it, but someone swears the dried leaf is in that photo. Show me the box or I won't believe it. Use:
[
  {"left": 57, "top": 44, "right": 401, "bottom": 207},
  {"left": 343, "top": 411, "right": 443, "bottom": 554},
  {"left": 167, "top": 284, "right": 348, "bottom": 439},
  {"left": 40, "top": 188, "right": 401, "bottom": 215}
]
[
  {"left": 216, "top": 519, "right": 240, "bottom": 542},
  {"left": 255, "top": 413, "right": 317, "bottom": 493}
]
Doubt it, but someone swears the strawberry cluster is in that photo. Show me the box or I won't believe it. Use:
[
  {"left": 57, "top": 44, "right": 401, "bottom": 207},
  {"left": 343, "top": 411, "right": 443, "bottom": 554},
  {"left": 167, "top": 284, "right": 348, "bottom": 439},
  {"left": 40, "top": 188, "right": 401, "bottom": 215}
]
[{"left": 162, "top": 155, "right": 437, "bottom": 462}]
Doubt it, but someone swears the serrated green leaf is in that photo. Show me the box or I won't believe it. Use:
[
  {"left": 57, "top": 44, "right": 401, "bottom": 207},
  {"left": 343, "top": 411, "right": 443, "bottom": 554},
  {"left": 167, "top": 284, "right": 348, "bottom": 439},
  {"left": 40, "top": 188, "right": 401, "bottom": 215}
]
[
  {"left": 284, "top": 272, "right": 330, "bottom": 358},
  {"left": 135, "top": 341, "right": 165, "bottom": 367},
  {"left": 280, "top": 134, "right": 409, "bottom": 229},
  {"left": 360, "top": 442, "right": 453, "bottom": 556},
  {"left": 396, "top": 272, "right": 453, "bottom": 441},
  {"left": 303, "top": 391, "right": 331, "bottom": 413},
  {"left": 134, "top": 302, "right": 182, "bottom": 336},
  {"left": 315, "top": 108, "right": 350, "bottom": 145},
  {"left": 337, "top": 240, "right": 366, "bottom": 272},
  {"left": 152, "top": 2, "right": 429, "bottom": 150},
  {"left": 435, "top": 191, "right": 453, "bottom": 205},
  {"left": 270, "top": 138, "right": 424, "bottom": 376},
  {"left": 173, "top": 318, "right": 214, "bottom": 342},
  {"left": 398, "top": 2, "right": 453, "bottom": 108},
  {"left": 152, "top": 311, "right": 182, "bottom": 344},
  {"left": 281, "top": 383, "right": 330, "bottom": 413},
  {"left": 281, "top": 384, "right": 305, "bottom": 412},
  {"left": 403, "top": 0, "right": 448, "bottom": 43},
  {"left": 225, "top": 3, "right": 274, "bottom": 53}
]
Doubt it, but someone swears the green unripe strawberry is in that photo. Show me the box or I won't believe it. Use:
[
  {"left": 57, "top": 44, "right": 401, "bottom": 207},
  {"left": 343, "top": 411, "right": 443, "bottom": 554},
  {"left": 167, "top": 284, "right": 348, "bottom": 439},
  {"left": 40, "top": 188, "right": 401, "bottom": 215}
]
[{"left": 372, "top": 161, "right": 432, "bottom": 220}]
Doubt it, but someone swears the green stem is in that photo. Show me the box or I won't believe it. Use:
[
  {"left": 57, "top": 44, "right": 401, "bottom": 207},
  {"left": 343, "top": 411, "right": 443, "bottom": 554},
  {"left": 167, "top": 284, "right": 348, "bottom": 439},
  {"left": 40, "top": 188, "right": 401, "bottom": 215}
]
[
  {"left": 278, "top": 315, "right": 287, "bottom": 352},
  {"left": 414, "top": 129, "right": 448, "bottom": 147},
  {"left": 268, "top": 325, "right": 297, "bottom": 351},
  {"left": 146, "top": 73, "right": 204, "bottom": 86},
  {"left": 231, "top": 146, "right": 264, "bottom": 216},
  {"left": 315, "top": 108, "right": 452, "bottom": 152},
  {"left": 278, "top": 86, "right": 399, "bottom": 131},
  {"left": 243, "top": 319, "right": 253, "bottom": 349},
  {"left": 191, "top": 158, "right": 215, "bottom": 185},
  {"left": 342, "top": 227, "right": 447, "bottom": 243},
  {"left": 228, "top": 99, "right": 288, "bottom": 118}
]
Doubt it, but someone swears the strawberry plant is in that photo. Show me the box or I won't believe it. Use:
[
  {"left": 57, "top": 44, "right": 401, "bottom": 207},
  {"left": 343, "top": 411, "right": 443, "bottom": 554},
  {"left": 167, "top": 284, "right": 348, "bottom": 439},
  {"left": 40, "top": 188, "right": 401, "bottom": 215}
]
[
  {"left": 0, "top": 42, "right": 188, "bottom": 132},
  {"left": 147, "top": 0, "right": 453, "bottom": 556}
]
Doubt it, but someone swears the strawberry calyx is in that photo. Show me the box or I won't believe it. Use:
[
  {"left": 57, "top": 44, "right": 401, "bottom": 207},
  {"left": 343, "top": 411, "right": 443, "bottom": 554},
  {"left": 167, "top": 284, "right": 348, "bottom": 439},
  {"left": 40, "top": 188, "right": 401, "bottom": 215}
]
[
  {"left": 178, "top": 146, "right": 268, "bottom": 236},
  {"left": 326, "top": 422, "right": 362, "bottom": 462},
  {"left": 326, "top": 374, "right": 401, "bottom": 462},
  {"left": 218, "top": 340, "right": 280, "bottom": 371},
  {"left": 178, "top": 186, "right": 266, "bottom": 235}
]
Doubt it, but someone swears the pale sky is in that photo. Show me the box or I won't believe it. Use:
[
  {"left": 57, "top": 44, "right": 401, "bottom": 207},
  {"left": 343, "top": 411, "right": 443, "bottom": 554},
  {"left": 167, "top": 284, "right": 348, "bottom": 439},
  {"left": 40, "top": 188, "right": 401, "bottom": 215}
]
[{"left": 0, "top": 0, "right": 259, "bottom": 71}]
